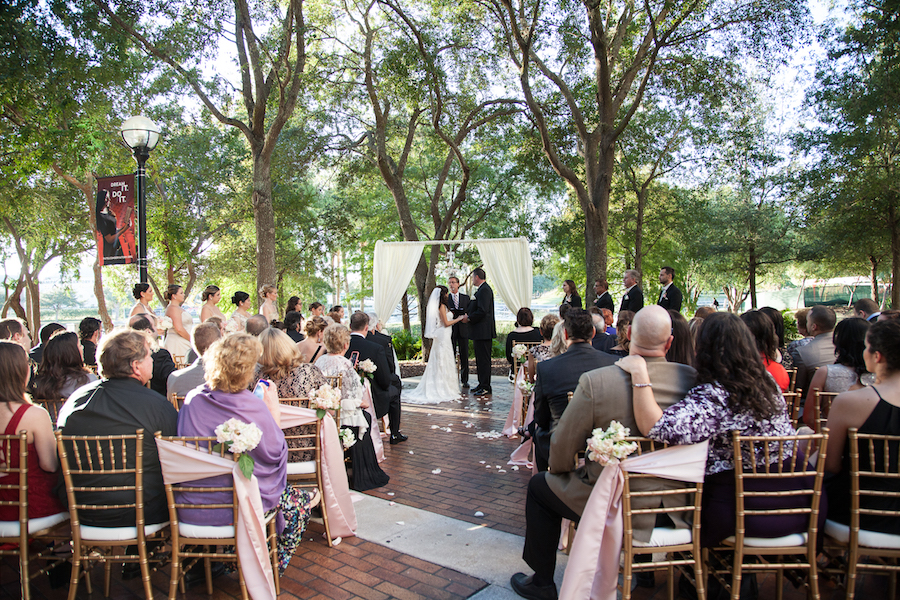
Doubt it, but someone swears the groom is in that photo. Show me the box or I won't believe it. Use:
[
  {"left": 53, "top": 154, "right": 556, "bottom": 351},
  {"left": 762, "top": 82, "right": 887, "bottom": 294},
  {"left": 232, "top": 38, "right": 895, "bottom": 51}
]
[{"left": 466, "top": 268, "right": 496, "bottom": 395}]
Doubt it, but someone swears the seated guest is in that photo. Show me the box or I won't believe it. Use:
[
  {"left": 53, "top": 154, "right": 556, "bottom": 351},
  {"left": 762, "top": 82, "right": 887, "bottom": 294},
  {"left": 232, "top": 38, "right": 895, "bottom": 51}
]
[
  {"left": 601, "top": 308, "right": 615, "bottom": 336},
  {"left": 506, "top": 308, "right": 542, "bottom": 380},
  {"left": 29, "top": 322, "right": 65, "bottom": 366},
  {"left": 606, "top": 310, "right": 635, "bottom": 357},
  {"left": 548, "top": 320, "right": 567, "bottom": 358},
  {"left": 666, "top": 309, "right": 694, "bottom": 367},
  {"left": 0, "top": 341, "right": 67, "bottom": 522},
  {"left": 510, "top": 306, "right": 697, "bottom": 599},
  {"left": 793, "top": 305, "right": 837, "bottom": 393},
  {"left": 167, "top": 322, "right": 222, "bottom": 398},
  {"left": 245, "top": 314, "right": 269, "bottom": 337},
  {"left": 760, "top": 306, "right": 793, "bottom": 369},
  {"left": 526, "top": 314, "right": 558, "bottom": 383},
  {"left": 57, "top": 328, "right": 177, "bottom": 526},
  {"left": 802, "top": 317, "right": 869, "bottom": 428},
  {"left": 853, "top": 297, "right": 881, "bottom": 322},
  {"left": 694, "top": 306, "right": 715, "bottom": 319},
  {"left": 32, "top": 332, "right": 98, "bottom": 399},
  {"left": 177, "top": 333, "right": 316, "bottom": 574},
  {"left": 588, "top": 307, "right": 615, "bottom": 353},
  {"left": 741, "top": 310, "right": 789, "bottom": 391},
  {"left": 825, "top": 319, "right": 900, "bottom": 535},
  {"left": 0, "top": 317, "right": 32, "bottom": 351},
  {"left": 317, "top": 324, "right": 390, "bottom": 491},
  {"left": 878, "top": 309, "right": 900, "bottom": 321},
  {"left": 297, "top": 316, "right": 328, "bottom": 364},
  {"left": 284, "top": 311, "right": 306, "bottom": 343},
  {"left": 532, "top": 309, "right": 614, "bottom": 472},
  {"left": 78, "top": 317, "right": 101, "bottom": 367},
  {"left": 254, "top": 328, "right": 327, "bottom": 462},
  {"left": 129, "top": 315, "right": 176, "bottom": 397},
  {"left": 621, "top": 312, "right": 802, "bottom": 549},
  {"left": 688, "top": 316, "right": 704, "bottom": 348},
  {"left": 787, "top": 308, "right": 813, "bottom": 356}
]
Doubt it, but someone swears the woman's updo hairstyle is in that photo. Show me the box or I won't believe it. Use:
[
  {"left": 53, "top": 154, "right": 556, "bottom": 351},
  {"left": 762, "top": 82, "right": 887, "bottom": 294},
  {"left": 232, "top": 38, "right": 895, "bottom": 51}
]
[
  {"left": 164, "top": 284, "right": 182, "bottom": 302},
  {"left": 231, "top": 291, "right": 250, "bottom": 306},
  {"left": 867, "top": 319, "right": 900, "bottom": 374},
  {"left": 259, "top": 284, "right": 276, "bottom": 298},
  {"left": 201, "top": 285, "right": 220, "bottom": 302},
  {"left": 132, "top": 282, "right": 150, "bottom": 300}
]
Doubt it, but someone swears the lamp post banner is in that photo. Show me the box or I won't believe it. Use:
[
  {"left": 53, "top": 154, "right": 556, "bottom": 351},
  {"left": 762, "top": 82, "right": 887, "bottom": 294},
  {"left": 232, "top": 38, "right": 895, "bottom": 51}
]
[{"left": 95, "top": 173, "right": 136, "bottom": 266}]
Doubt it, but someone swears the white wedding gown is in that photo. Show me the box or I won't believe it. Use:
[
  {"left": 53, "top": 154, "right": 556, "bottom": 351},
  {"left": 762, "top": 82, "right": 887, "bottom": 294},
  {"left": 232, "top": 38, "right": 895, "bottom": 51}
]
[{"left": 405, "top": 293, "right": 461, "bottom": 404}]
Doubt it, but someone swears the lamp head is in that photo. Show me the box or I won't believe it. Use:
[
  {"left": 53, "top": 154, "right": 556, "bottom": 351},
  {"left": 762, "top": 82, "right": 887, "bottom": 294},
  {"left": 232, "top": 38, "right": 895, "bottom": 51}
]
[{"left": 120, "top": 116, "right": 161, "bottom": 151}]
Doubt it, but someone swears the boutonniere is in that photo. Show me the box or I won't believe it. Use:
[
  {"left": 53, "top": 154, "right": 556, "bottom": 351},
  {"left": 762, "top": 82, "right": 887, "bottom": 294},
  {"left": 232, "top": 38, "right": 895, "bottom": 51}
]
[
  {"left": 662, "top": 292, "right": 668, "bottom": 300},
  {"left": 623, "top": 294, "right": 629, "bottom": 301}
]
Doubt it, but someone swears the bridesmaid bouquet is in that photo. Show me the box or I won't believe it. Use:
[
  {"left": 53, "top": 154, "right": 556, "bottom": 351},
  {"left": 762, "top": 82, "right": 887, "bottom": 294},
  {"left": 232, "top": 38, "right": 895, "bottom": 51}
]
[
  {"left": 586, "top": 421, "right": 638, "bottom": 466},
  {"left": 357, "top": 359, "right": 377, "bottom": 383},
  {"left": 214, "top": 418, "right": 263, "bottom": 479},
  {"left": 339, "top": 428, "right": 357, "bottom": 450},
  {"left": 512, "top": 344, "right": 527, "bottom": 360},
  {"left": 157, "top": 315, "right": 174, "bottom": 332},
  {"left": 310, "top": 384, "right": 342, "bottom": 418}
]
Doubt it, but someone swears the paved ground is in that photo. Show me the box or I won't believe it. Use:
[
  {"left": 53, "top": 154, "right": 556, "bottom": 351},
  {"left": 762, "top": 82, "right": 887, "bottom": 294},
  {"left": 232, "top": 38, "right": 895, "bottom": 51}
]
[{"left": 3, "top": 375, "right": 894, "bottom": 599}]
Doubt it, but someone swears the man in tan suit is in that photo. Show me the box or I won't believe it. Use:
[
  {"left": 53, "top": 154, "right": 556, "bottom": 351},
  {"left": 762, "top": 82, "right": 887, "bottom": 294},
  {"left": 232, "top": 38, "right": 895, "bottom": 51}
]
[
  {"left": 793, "top": 305, "right": 836, "bottom": 394},
  {"left": 511, "top": 306, "right": 697, "bottom": 600}
]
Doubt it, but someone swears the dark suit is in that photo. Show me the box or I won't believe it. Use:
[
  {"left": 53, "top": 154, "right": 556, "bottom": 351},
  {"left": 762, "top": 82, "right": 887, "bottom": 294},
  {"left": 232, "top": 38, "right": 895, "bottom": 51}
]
[
  {"left": 591, "top": 330, "right": 617, "bottom": 353},
  {"left": 346, "top": 333, "right": 400, "bottom": 432},
  {"left": 657, "top": 284, "right": 683, "bottom": 312},
  {"left": 367, "top": 330, "right": 396, "bottom": 375},
  {"left": 445, "top": 292, "right": 470, "bottom": 385},
  {"left": 593, "top": 291, "right": 614, "bottom": 312},
  {"left": 532, "top": 343, "right": 615, "bottom": 471},
  {"left": 466, "top": 282, "right": 496, "bottom": 392},
  {"left": 150, "top": 348, "right": 176, "bottom": 398},
  {"left": 620, "top": 286, "right": 644, "bottom": 313}
]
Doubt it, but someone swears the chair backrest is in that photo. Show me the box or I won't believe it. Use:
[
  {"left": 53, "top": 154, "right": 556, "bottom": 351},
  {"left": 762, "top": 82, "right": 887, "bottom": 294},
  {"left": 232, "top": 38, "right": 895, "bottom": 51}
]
[
  {"left": 513, "top": 341, "right": 543, "bottom": 377},
  {"left": 785, "top": 389, "right": 804, "bottom": 428},
  {"left": 281, "top": 395, "right": 340, "bottom": 425},
  {"left": 169, "top": 393, "right": 186, "bottom": 412},
  {"left": 172, "top": 355, "right": 187, "bottom": 370},
  {"left": 154, "top": 434, "right": 238, "bottom": 531},
  {"left": 731, "top": 430, "right": 828, "bottom": 546},
  {"left": 277, "top": 398, "right": 322, "bottom": 466},
  {"left": 55, "top": 429, "right": 145, "bottom": 530},
  {"left": 0, "top": 432, "right": 28, "bottom": 535},
  {"left": 324, "top": 374, "right": 342, "bottom": 391},
  {"left": 786, "top": 368, "right": 798, "bottom": 393},
  {"left": 813, "top": 389, "right": 840, "bottom": 434},
  {"left": 31, "top": 398, "right": 65, "bottom": 428},
  {"left": 848, "top": 429, "right": 900, "bottom": 534}
]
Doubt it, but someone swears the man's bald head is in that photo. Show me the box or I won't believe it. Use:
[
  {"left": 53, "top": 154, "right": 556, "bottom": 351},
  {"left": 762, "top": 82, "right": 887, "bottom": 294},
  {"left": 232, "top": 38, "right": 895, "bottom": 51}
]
[{"left": 628, "top": 306, "right": 673, "bottom": 357}]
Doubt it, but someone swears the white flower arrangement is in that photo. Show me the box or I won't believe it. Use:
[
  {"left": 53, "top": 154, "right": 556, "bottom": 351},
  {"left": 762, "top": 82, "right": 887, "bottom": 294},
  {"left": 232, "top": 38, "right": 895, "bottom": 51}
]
[
  {"left": 357, "top": 358, "right": 377, "bottom": 382},
  {"left": 339, "top": 428, "right": 357, "bottom": 450},
  {"left": 214, "top": 418, "right": 263, "bottom": 479},
  {"left": 512, "top": 344, "right": 527, "bottom": 360},
  {"left": 310, "top": 384, "right": 342, "bottom": 418},
  {"left": 517, "top": 380, "right": 535, "bottom": 395},
  {"left": 157, "top": 315, "right": 174, "bottom": 332},
  {"left": 585, "top": 420, "right": 638, "bottom": 466}
]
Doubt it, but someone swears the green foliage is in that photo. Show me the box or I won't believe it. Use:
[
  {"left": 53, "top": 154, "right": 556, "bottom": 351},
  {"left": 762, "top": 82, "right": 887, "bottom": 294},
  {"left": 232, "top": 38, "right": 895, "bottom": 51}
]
[
  {"left": 392, "top": 328, "right": 423, "bottom": 360},
  {"left": 782, "top": 309, "right": 799, "bottom": 343}
]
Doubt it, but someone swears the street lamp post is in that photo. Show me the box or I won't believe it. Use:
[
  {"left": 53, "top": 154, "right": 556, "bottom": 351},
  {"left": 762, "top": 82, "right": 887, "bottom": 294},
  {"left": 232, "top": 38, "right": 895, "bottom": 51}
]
[{"left": 120, "top": 116, "right": 161, "bottom": 284}]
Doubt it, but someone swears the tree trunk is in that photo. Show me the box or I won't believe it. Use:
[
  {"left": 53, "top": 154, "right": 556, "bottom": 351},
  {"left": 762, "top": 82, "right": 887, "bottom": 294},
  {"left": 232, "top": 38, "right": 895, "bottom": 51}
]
[
  {"left": 582, "top": 141, "right": 614, "bottom": 305},
  {"left": 749, "top": 243, "right": 758, "bottom": 309},
  {"left": 1, "top": 276, "right": 27, "bottom": 321},
  {"left": 634, "top": 187, "right": 647, "bottom": 274},
  {"left": 252, "top": 152, "right": 277, "bottom": 305},
  {"left": 890, "top": 199, "right": 899, "bottom": 309},
  {"left": 868, "top": 254, "right": 880, "bottom": 304},
  {"left": 401, "top": 292, "right": 411, "bottom": 331}
]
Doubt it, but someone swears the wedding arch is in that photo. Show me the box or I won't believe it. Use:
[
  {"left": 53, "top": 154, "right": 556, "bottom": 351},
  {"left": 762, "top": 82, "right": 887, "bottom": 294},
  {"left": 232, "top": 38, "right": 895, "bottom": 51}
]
[{"left": 372, "top": 238, "right": 533, "bottom": 323}]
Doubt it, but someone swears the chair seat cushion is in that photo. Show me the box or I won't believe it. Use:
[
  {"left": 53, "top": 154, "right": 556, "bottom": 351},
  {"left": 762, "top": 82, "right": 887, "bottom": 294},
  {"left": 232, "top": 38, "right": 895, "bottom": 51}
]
[
  {"left": 286, "top": 461, "right": 316, "bottom": 475},
  {"left": 80, "top": 520, "right": 169, "bottom": 541},
  {"left": 825, "top": 519, "right": 900, "bottom": 549},
  {"left": 634, "top": 527, "right": 692, "bottom": 547},
  {"left": 724, "top": 532, "right": 807, "bottom": 547},
  {"left": 178, "top": 512, "right": 277, "bottom": 540},
  {"left": 0, "top": 512, "right": 70, "bottom": 537}
]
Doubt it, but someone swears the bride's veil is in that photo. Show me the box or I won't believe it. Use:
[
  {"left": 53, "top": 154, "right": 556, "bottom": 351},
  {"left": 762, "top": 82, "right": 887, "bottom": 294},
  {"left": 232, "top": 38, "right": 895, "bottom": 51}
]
[{"left": 422, "top": 287, "right": 442, "bottom": 339}]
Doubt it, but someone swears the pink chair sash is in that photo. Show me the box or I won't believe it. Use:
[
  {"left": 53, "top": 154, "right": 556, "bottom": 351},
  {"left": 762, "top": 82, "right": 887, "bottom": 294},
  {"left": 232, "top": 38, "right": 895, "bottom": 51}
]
[
  {"left": 559, "top": 441, "right": 709, "bottom": 600},
  {"left": 503, "top": 365, "right": 530, "bottom": 437},
  {"left": 278, "top": 405, "right": 358, "bottom": 539},
  {"left": 362, "top": 380, "right": 385, "bottom": 462},
  {"left": 155, "top": 439, "right": 277, "bottom": 600}
]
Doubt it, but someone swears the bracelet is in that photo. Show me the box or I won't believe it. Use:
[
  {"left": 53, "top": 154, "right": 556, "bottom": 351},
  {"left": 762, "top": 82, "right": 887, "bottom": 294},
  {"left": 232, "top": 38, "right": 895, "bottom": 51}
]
[{"left": 632, "top": 383, "right": 652, "bottom": 388}]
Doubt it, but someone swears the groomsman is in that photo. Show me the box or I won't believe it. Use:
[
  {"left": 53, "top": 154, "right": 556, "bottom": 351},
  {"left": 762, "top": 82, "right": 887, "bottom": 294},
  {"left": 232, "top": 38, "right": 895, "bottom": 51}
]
[
  {"left": 657, "top": 266, "right": 683, "bottom": 312},
  {"left": 620, "top": 269, "right": 644, "bottom": 313},
  {"left": 592, "top": 279, "right": 614, "bottom": 312},
  {"left": 445, "top": 276, "right": 470, "bottom": 387},
  {"left": 466, "top": 268, "right": 496, "bottom": 395}
]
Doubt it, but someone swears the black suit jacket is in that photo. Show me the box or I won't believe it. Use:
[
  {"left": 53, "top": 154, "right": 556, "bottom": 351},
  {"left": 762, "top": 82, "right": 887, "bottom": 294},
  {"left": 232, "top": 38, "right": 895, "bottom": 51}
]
[
  {"left": 620, "top": 286, "right": 644, "bottom": 313},
  {"left": 534, "top": 343, "right": 616, "bottom": 432},
  {"left": 444, "top": 292, "right": 470, "bottom": 339},
  {"left": 150, "top": 348, "right": 176, "bottom": 398},
  {"left": 346, "top": 334, "right": 391, "bottom": 415},
  {"left": 466, "top": 283, "right": 496, "bottom": 340},
  {"left": 658, "top": 285, "right": 683, "bottom": 312},
  {"left": 591, "top": 330, "right": 617, "bottom": 353},
  {"left": 594, "top": 291, "right": 615, "bottom": 313},
  {"left": 367, "top": 330, "right": 396, "bottom": 375}
]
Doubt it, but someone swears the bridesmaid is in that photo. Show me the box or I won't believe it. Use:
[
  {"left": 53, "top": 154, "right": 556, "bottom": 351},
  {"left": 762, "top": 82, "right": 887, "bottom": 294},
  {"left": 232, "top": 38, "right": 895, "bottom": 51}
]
[
  {"left": 227, "top": 291, "right": 252, "bottom": 333},
  {"left": 129, "top": 283, "right": 157, "bottom": 326},
  {"left": 200, "top": 285, "right": 226, "bottom": 323},
  {"left": 163, "top": 284, "right": 193, "bottom": 359},
  {"left": 259, "top": 284, "right": 278, "bottom": 323}
]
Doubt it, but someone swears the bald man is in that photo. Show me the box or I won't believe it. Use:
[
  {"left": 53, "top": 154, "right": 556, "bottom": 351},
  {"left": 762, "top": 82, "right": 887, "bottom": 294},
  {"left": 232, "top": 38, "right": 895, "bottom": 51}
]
[{"left": 511, "top": 306, "right": 698, "bottom": 600}]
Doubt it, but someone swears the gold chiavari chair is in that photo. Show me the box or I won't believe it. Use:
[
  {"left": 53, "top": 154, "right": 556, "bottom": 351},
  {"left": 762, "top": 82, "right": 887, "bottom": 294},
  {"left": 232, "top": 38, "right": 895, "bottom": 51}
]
[
  {"left": 812, "top": 388, "right": 840, "bottom": 434},
  {"left": 56, "top": 429, "right": 169, "bottom": 600},
  {"left": 786, "top": 368, "right": 798, "bottom": 393},
  {"left": 31, "top": 398, "right": 65, "bottom": 428},
  {"left": 324, "top": 374, "right": 343, "bottom": 391},
  {"left": 704, "top": 430, "right": 828, "bottom": 600},
  {"left": 169, "top": 393, "right": 187, "bottom": 412},
  {"left": 512, "top": 341, "right": 543, "bottom": 385},
  {"left": 156, "top": 433, "right": 280, "bottom": 599},
  {"left": 0, "top": 432, "right": 71, "bottom": 600},
  {"left": 172, "top": 355, "right": 187, "bottom": 370},
  {"left": 786, "top": 389, "right": 804, "bottom": 430}
]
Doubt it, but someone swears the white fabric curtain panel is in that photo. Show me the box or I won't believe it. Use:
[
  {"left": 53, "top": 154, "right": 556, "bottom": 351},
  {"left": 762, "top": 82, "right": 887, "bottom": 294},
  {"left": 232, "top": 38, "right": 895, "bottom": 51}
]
[
  {"left": 475, "top": 238, "right": 533, "bottom": 312},
  {"left": 373, "top": 241, "right": 425, "bottom": 324}
]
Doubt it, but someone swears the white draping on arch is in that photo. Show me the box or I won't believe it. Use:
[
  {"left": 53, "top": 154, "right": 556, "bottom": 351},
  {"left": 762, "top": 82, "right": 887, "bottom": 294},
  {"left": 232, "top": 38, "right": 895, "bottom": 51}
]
[{"left": 372, "top": 238, "right": 533, "bottom": 324}]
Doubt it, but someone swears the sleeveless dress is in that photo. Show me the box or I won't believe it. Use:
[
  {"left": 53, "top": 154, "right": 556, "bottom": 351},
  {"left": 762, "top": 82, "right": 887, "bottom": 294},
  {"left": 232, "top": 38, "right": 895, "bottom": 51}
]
[
  {"left": 405, "top": 319, "right": 461, "bottom": 404},
  {"left": 826, "top": 388, "right": 900, "bottom": 534},
  {"left": 164, "top": 307, "right": 193, "bottom": 358},
  {"left": 0, "top": 404, "right": 66, "bottom": 521}
]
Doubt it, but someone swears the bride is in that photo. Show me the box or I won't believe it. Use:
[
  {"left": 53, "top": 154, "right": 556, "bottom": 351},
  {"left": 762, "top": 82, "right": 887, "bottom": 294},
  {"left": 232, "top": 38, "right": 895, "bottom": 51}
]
[{"left": 405, "top": 286, "right": 467, "bottom": 404}]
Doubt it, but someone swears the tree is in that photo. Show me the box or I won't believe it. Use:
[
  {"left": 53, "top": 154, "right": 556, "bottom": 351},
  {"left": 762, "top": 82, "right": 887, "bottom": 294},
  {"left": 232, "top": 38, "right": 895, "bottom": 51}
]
[
  {"left": 92, "top": 0, "right": 309, "bottom": 301},
  {"left": 488, "top": 0, "right": 808, "bottom": 303}
]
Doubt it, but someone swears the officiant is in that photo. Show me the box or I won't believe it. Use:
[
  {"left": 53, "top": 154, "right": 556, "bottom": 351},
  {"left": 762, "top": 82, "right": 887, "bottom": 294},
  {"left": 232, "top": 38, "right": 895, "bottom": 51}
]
[{"left": 445, "top": 276, "right": 470, "bottom": 388}]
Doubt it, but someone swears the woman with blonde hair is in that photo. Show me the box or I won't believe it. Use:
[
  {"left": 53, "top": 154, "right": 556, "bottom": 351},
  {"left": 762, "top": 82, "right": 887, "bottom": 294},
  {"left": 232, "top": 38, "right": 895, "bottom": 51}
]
[
  {"left": 259, "top": 284, "right": 278, "bottom": 323},
  {"left": 297, "top": 316, "right": 328, "bottom": 363},
  {"left": 200, "top": 285, "right": 226, "bottom": 323},
  {"left": 163, "top": 284, "right": 193, "bottom": 359}
]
